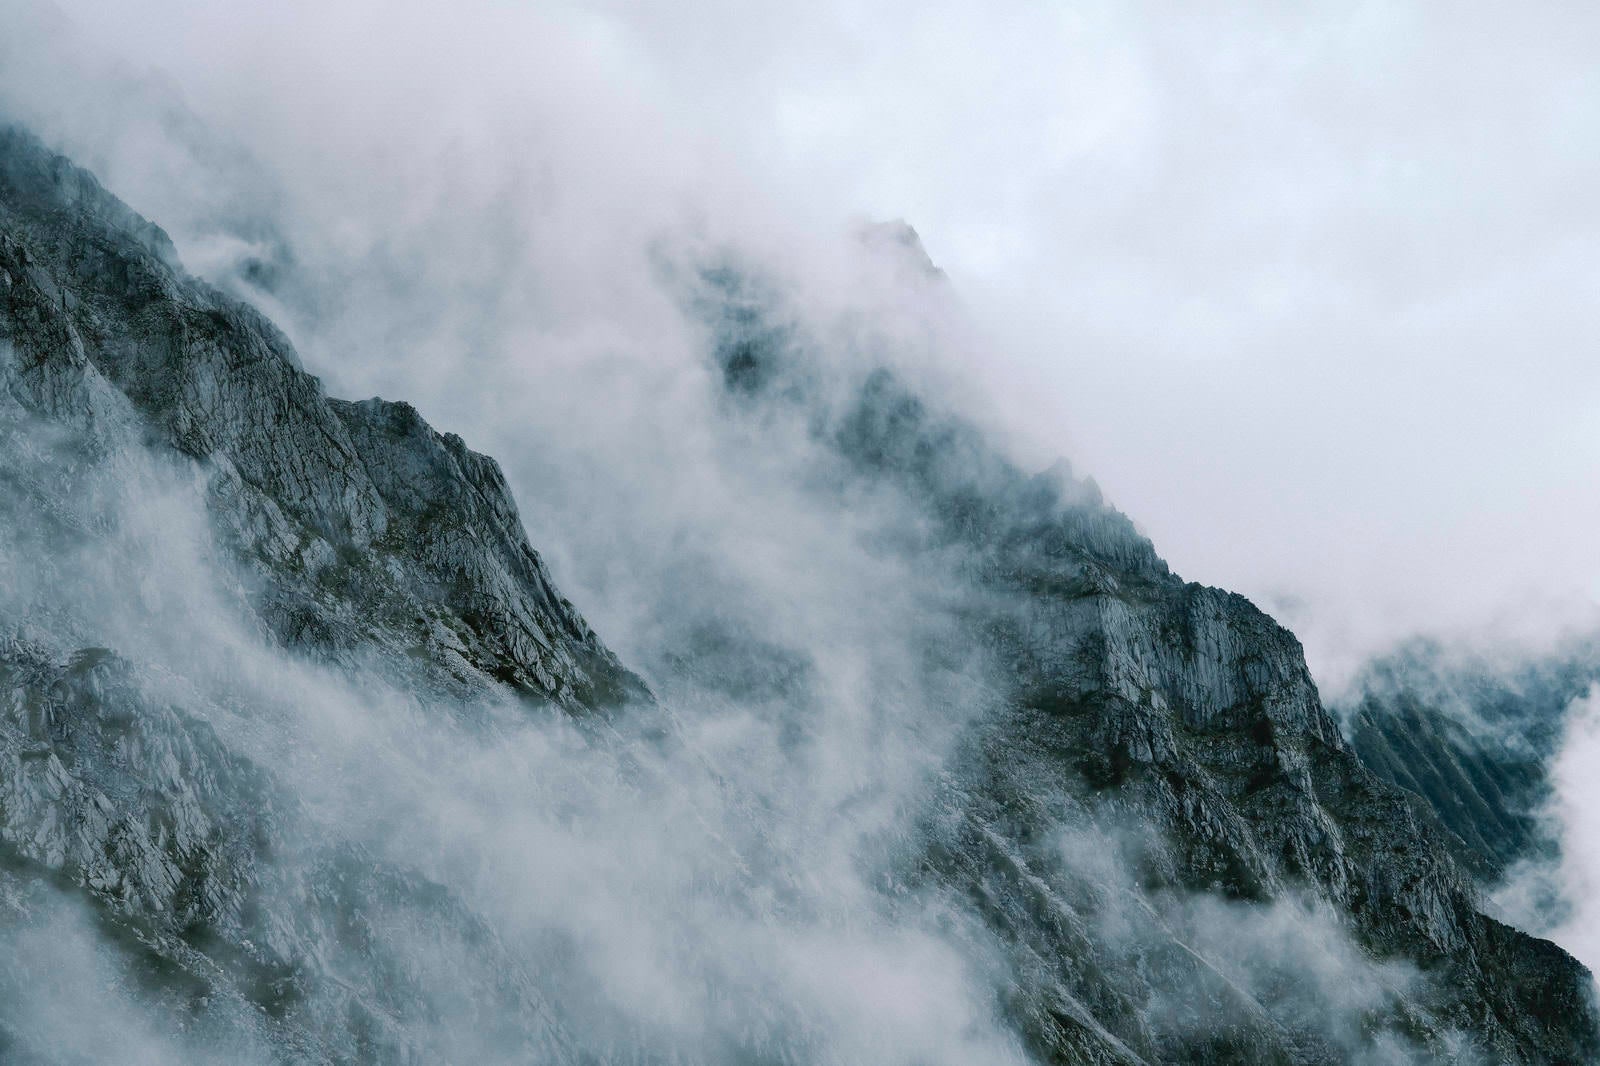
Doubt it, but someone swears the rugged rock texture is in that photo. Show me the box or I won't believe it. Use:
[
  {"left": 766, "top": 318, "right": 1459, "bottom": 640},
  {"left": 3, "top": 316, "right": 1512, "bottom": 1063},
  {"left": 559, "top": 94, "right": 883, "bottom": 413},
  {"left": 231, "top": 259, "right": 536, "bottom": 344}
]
[
  {"left": 0, "top": 122, "right": 1595, "bottom": 1063},
  {"left": 699, "top": 265, "right": 1600, "bottom": 1062},
  {"left": 0, "top": 123, "right": 627, "bottom": 1061},
  {"left": 0, "top": 640, "right": 575, "bottom": 1062},
  {"left": 1341, "top": 640, "right": 1600, "bottom": 882},
  {"left": 0, "top": 122, "right": 643, "bottom": 714}
]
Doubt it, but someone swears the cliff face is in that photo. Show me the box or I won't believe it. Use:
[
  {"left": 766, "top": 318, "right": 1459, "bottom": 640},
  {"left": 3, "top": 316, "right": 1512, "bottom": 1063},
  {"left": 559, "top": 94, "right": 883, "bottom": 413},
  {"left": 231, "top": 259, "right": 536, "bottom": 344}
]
[
  {"left": 0, "top": 124, "right": 1594, "bottom": 1064},
  {"left": 700, "top": 265, "right": 1600, "bottom": 1062},
  {"left": 0, "top": 124, "right": 643, "bottom": 714},
  {"left": 1339, "top": 640, "right": 1600, "bottom": 884},
  {"left": 0, "top": 124, "right": 632, "bottom": 1061}
]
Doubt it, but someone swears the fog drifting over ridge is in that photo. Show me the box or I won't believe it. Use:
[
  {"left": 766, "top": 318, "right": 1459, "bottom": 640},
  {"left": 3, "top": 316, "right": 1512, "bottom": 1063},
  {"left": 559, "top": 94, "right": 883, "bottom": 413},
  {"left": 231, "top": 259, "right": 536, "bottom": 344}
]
[
  {"left": 2, "top": 3, "right": 1598, "bottom": 1059},
  {"left": 5, "top": 1, "right": 1599, "bottom": 682}
]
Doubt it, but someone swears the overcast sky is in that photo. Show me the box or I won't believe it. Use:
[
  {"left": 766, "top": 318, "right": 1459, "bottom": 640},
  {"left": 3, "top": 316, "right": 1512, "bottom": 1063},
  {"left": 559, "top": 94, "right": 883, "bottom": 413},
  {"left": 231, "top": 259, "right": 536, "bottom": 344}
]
[{"left": 8, "top": 0, "right": 1599, "bottom": 688}]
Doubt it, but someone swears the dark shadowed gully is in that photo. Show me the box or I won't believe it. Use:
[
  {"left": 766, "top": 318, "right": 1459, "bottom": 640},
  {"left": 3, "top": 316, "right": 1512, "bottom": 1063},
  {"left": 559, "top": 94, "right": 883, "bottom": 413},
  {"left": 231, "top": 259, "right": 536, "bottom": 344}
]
[{"left": 0, "top": 124, "right": 1594, "bottom": 1063}]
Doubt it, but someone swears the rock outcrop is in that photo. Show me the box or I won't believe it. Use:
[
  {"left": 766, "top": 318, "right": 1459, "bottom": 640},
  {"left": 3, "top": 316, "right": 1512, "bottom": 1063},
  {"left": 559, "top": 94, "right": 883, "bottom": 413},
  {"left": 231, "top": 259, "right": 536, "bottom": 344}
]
[
  {"left": 0, "top": 123, "right": 643, "bottom": 714},
  {"left": 0, "top": 123, "right": 630, "bottom": 1061},
  {"left": 0, "top": 122, "right": 1594, "bottom": 1063},
  {"left": 697, "top": 264, "right": 1600, "bottom": 1062},
  {"left": 1341, "top": 639, "right": 1600, "bottom": 883}
]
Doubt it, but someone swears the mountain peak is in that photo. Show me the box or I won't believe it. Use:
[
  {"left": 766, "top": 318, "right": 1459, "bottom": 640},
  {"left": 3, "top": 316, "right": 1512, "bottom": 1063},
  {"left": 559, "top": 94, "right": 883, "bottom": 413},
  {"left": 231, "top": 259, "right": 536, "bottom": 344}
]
[{"left": 857, "top": 217, "right": 948, "bottom": 282}]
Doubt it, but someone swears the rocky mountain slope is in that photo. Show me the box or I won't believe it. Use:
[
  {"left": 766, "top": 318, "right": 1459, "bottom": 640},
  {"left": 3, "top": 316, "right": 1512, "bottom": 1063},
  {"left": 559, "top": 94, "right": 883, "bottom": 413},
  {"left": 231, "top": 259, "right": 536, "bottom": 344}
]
[
  {"left": 699, "top": 265, "right": 1599, "bottom": 1063},
  {"left": 1340, "top": 639, "right": 1600, "bottom": 887},
  {"left": 0, "top": 123, "right": 1594, "bottom": 1063},
  {"left": 0, "top": 123, "right": 642, "bottom": 715},
  {"left": 0, "top": 123, "right": 640, "bottom": 1062}
]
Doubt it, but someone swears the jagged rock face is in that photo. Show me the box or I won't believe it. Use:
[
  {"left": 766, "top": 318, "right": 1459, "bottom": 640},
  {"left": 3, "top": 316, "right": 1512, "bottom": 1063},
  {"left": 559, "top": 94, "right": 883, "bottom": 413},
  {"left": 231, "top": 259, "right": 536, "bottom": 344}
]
[
  {"left": 0, "top": 123, "right": 643, "bottom": 714},
  {"left": 697, "top": 267, "right": 1600, "bottom": 1062},
  {"left": 0, "top": 123, "right": 637, "bottom": 1062},
  {"left": 1341, "top": 640, "right": 1600, "bottom": 884},
  {"left": 0, "top": 641, "right": 575, "bottom": 1063},
  {"left": 0, "top": 122, "right": 1595, "bottom": 1064}
]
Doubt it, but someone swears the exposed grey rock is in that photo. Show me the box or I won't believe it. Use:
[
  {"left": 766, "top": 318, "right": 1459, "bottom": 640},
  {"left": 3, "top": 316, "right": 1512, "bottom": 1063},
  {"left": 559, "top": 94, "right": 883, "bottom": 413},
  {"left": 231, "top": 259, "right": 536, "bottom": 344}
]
[
  {"left": 0, "top": 123, "right": 631, "bottom": 1062},
  {"left": 694, "top": 262, "right": 1600, "bottom": 1062},
  {"left": 1340, "top": 637, "right": 1600, "bottom": 883},
  {"left": 0, "top": 632, "right": 583, "bottom": 1063},
  {"left": 0, "top": 120, "right": 1594, "bottom": 1064},
  {"left": 0, "top": 122, "right": 645, "bottom": 715}
]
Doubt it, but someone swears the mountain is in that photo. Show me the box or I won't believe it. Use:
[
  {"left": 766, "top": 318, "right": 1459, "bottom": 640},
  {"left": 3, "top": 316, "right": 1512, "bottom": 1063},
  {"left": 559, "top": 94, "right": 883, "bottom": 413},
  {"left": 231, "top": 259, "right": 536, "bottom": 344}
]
[
  {"left": 0, "top": 123, "right": 1593, "bottom": 1063},
  {"left": 1341, "top": 638, "right": 1600, "bottom": 885}
]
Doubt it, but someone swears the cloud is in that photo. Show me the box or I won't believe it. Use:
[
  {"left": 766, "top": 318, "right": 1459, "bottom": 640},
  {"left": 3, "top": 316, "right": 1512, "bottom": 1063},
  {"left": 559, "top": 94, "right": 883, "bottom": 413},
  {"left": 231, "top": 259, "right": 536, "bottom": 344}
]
[
  {"left": 0, "top": 2, "right": 1591, "bottom": 1059},
  {"left": 1530, "top": 684, "right": 1600, "bottom": 972},
  {"left": 5, "top": 0, "right": 1595, "bottom": 691}
]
